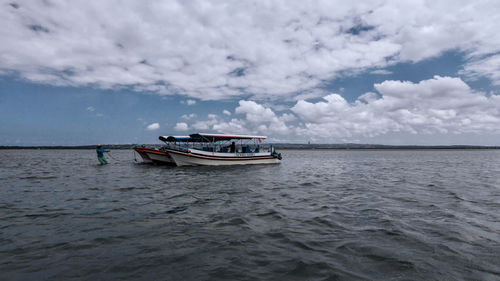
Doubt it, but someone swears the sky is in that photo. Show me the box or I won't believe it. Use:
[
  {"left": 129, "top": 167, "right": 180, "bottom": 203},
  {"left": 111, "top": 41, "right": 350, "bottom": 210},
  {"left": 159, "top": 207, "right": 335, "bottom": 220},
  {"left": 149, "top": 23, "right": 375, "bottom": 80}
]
[{"left": 1, "top": 0, "right": 500, "bottom": 145}]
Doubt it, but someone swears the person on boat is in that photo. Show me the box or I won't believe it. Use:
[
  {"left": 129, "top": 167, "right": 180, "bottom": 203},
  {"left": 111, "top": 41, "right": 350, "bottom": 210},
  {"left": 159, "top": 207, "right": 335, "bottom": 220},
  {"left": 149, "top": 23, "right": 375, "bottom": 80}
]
[
  {"left": 96, "top": 144, "right": 109, "bottom": 165},
  {"left": 230, "top": 141, "right": 236, "bottom": 153}
]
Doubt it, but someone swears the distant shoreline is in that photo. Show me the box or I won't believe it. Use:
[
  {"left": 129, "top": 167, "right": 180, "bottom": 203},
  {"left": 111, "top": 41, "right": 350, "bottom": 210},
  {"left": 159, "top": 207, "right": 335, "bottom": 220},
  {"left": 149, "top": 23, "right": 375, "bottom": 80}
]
[{"left": 1, "top": 144, "right": 499, "bottom": 150}]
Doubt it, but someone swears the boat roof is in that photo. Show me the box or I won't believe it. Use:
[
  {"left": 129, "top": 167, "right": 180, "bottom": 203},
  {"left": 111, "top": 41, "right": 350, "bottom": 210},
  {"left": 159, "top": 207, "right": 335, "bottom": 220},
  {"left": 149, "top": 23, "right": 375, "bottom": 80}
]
[
  {"left": 159, "top": 133, "right": 267, "bottom": 143},
  {"left": 193, "top": 133, "right": 267, "bottom": 141},
  {"left": 159, "top": 136, "right": 193, "bottom": 142}
]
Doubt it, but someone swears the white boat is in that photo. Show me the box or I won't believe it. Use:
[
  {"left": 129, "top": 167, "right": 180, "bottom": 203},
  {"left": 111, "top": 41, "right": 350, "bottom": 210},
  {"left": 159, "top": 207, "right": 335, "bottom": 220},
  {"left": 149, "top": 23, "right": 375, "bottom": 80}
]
[
  {"left": 134, "top": 136, "right": 190, "bottom": 165},
  {"left": 134, "top": 133, "right": 282, "bottom": 166},
  {"left": 134, "top": 146, "right": 175, "bottom": 165}
]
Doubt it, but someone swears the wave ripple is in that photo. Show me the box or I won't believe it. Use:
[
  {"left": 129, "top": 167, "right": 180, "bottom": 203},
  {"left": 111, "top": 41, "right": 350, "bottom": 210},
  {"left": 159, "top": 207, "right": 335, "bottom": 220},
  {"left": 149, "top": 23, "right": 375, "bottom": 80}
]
[{"left": 1, "top": 149, "right": 499, "bottom": 280}]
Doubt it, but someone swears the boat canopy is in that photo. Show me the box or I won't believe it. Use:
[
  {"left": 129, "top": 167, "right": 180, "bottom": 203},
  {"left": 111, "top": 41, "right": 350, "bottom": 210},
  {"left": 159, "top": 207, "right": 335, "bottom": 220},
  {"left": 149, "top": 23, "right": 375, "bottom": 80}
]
[
  {"left": 159, "top": 136, "right": 193, "bottom": 142},
  {"left": 159, "top": 133, "right": 267, "bottom": 143},
  {"left": 192, "top": 133, "right": 267, "bottom": 142}
]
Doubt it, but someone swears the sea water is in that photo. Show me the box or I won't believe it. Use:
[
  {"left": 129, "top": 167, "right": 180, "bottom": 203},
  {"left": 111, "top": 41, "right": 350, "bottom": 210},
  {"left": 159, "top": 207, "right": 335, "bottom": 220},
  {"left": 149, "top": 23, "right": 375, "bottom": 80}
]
[{"left": 0, "top": 149, "right": 499, "bottom": 280}]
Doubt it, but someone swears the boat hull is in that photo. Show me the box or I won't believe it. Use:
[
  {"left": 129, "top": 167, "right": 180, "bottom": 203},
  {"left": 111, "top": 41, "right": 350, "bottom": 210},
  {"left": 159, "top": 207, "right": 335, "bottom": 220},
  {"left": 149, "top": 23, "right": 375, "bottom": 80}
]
[
  {"left": 166, "top": 149, "right": 280, "bottom": 166},
  {"left": 134, "top": 147, "right": 175, "bottom": 165}
]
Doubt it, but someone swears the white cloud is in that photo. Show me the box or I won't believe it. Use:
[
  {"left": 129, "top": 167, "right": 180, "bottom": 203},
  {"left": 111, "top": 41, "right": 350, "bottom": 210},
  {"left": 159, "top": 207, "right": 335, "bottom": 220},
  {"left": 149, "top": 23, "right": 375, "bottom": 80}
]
[
  {"left": 461, "top": 54, "right": 500, "bottom": 86},
  {"left": 223, "top": 110, "right": 231, "bottom": 116},
  {"left": 280, "top": 113, "right": 296, "bottom": 122},
  {"left": 146, "top": 122, "right": 160, "bottom": 131},
  {"left": 370, "top": 69, "right": 392, "bottom": 75},
  {"left": 291, "top": 76, "right": 500, "bottom": 139},
  {"left": 235, "top": 101, "right": 291, "bottom": 134},
  {"left": 183, "top": 76, "right": 500, "bottom": 143},
  {"left": 174, "top": 122, "right": 189, "bottom": 131},
  {"left": 212, "top": 118, "right": 249, "bottom": 134},
  {"left": 178, "top": 100, "right": 294, "bottom": 135},
  {"left": 181, "top": 113, "right": 197, "bottom": 120},
  {"left": 2, "top": 1, "right": 500, "bottom": 100},
  {"left": 180, "top": 99, "right": 197, "bottom": 105},
  {"left": 191, "top": 114, "right": 218, "bottom": 130},
  {"left": 87, "top": 105, "right": 105, "bottom": 117}
]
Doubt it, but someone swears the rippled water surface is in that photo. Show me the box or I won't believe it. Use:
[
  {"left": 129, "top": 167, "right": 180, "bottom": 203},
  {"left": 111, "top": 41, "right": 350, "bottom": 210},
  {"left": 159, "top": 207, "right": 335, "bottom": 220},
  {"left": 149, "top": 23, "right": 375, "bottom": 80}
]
[{"left": 1, "top": 149, "right": 499, "bottom": 280}]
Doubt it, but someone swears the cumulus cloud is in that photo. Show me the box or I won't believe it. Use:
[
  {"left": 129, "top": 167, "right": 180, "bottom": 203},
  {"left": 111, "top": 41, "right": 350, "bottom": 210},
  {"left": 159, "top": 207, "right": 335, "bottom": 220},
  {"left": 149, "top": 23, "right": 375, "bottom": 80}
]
[
  {"left": 461, "top": 54, "right": 500, "bottom": 86},
  {"left": 178, "top": 100, "right": 295, "bottom": 135},
  {"left": 223, "top": 110, "right": 231, "bottom": 116},
  {"left": 370, "top": 69, "right": 392, "bottom": 75},
  {"left": 86, "top": 106, "right": 95, "bottom": 112},
  {"left": 2, "top": 1, "right": 500, "bottom": 100},
  {"left": 292, "top": 76, "right": 500, "bottom": 139},
  {"left": 181, "top": 113, "right": 197, "bottom": 120},
  {"left": 174, "top": 122, "right": 189, "bottom": 131},
  {"left": 191, "top": 114, "right": 219, "bottom": 130},
  {"left": 183, "top": 76, "right": 500, "bottom": 142},
  {"left": 182, "top": 99, "right": 196, "bottom": 106},
  {"left": 146, "top": 122, "right": 160, "bottom": 131}
]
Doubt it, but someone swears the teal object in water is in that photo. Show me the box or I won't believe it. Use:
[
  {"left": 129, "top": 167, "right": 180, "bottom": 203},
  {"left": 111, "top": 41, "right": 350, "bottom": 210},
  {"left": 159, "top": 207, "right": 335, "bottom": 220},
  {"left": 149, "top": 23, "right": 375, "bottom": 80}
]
[
  {"left": 96, "top": 146, "right": 108, "bottom": 164},
  {"left": 96, "top": 147, "right": 106, "bottom": 158},
  {"left": 97, "top": 156, "right": 108, "bottom": 165}
]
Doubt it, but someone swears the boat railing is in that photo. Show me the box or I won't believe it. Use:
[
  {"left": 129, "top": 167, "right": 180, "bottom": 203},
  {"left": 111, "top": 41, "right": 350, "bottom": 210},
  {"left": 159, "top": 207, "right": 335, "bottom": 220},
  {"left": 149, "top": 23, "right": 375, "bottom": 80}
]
[{"left": 161, "top": 141, "right": 273, "bottom": 154}]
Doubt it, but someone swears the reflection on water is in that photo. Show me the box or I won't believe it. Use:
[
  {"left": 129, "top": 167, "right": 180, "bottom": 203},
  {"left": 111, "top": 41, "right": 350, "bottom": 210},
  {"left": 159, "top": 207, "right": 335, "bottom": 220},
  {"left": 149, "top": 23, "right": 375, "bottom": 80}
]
[{"left": 1, "top": 149, "right": 499, "bottom": 280}]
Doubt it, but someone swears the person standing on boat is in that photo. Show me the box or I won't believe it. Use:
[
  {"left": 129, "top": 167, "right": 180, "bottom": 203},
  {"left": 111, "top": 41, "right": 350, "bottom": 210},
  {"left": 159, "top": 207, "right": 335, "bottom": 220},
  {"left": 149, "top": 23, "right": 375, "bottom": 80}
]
[
  {"left": 230, "top": 141, "right": 236, "bottom": 153},
  {"left": 96, "top": 144, "right": 109, "bottom": 165}
]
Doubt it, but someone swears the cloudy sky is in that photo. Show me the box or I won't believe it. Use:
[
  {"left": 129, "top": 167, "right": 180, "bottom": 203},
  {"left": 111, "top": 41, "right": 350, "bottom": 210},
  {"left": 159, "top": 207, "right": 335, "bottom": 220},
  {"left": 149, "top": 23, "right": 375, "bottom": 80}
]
[{"left": 1, "top": 0, "right": 500, "bottom": 145}]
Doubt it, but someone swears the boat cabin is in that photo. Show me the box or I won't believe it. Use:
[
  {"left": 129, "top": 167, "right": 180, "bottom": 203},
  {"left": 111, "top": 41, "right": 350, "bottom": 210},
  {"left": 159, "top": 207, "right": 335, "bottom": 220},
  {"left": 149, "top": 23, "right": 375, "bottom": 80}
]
[{"left": 159, "top": 133, "right": 273, "bottom": 154}]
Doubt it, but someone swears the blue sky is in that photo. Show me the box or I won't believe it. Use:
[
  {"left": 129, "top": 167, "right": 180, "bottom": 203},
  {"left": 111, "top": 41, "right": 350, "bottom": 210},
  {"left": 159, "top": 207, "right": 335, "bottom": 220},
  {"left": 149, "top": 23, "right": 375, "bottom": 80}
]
[
  {"left": 0, "top": 77, "right": 237, "bottom": 145},
  {"left": 1, "top": 1, "right": 500, "bottom": 145}
]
